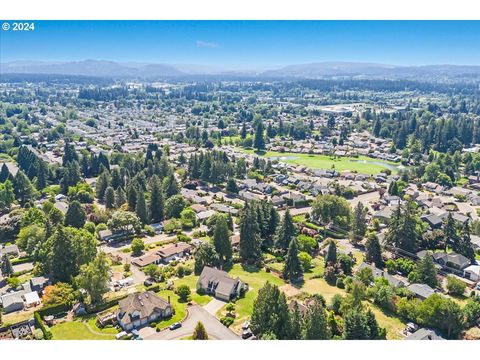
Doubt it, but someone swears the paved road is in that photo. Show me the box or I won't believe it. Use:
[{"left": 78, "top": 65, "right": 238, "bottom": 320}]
[{"left": 145, "top": 304, "right": 240, "bottom": 340}]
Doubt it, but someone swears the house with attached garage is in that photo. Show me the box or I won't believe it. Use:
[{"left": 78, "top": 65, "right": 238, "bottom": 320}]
[
  {"left": 197, "top": 266, "right": 245, "bottom": 301},
  {"left": 116, "top": 291, "right": 173, "bottom": 331},
  {"left": 431, "top": 252, "right": 471, "bottom": 271},
  {"left": 156, "top": 242, "right": 193, "bottom": 263},
  {"left": 464, "top": 265, "right": 480, "bottom": 282}
]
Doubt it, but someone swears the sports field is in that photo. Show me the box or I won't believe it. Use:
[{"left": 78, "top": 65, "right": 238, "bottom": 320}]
[{"left": 243, "top": 149, "right": 401, "bottom": 174}]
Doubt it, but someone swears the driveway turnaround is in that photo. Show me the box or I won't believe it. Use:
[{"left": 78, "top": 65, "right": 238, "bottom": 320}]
[
  {"left": 203, "top": 298, "right": 228, "bottom": 316},
  {"left": 145, "top": 304, "right": 240, "bottom": 340}
]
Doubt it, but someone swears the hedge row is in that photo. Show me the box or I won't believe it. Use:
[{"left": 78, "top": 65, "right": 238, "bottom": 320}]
[
  {"left": 34, "top": 311, "right": 52, "bottom": 340},
  {"left": 37, "top": 302, "right": 71, "bottom": 317},
  {"left": 10, "top": 257, "right": 33, "bottom": 265},
  {"left": 87, "top": 294, "right": 128, "bottom": 314}
]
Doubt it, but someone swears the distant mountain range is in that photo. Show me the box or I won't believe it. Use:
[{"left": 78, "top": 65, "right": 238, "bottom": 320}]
[{"left": 2, "top": 60, "right": 480, "bottom": 81}]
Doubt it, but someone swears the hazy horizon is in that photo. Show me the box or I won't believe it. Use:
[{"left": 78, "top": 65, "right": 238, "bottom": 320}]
[{"left": 2, "top": 21, "right": 480, "bottom": 66}]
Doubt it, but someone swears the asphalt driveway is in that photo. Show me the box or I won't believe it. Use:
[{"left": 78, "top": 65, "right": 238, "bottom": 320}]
[{"left": 145, "top": 304, "right": 239, "bottom": 340}]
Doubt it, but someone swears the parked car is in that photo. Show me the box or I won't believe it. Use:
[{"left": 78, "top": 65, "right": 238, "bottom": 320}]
[
  {"left": 242, "top": 330, "right": 253, "bottom": 339},
  {"left": 476, "top": 282, "right": 480, "bottom": 290},
  {"left": 242, "top": 321, "right": 250, "bottom": 330},
  {"left": 169, "top": 322, "right": 182, "bottom": 330},
  {"left": 143, "top": 279, "right": 153, "bottom": 287}
]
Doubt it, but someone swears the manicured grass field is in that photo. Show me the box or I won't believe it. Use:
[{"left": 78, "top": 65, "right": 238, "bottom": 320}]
[
  {"left": 173, "top": 275, "right": 213, "bottom": 306},
  {"left": 155, "top": 290, "right": 188, "bottom": 330},
  {"left": 51, "top": 321, "right": 116, "bottom": 340},
  {"left": 242, "top": 149, "right": 400, "bottom": 174}
]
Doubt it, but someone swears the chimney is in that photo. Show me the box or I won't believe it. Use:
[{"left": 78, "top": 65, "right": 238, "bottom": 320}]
[{"left": 167, "top": 296, "right": 171, "bottom": 304}]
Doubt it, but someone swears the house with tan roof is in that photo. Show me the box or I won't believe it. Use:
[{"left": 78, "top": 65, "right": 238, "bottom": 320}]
[{"left": 116, "top": 291, "right": 172, "bottom": 331}]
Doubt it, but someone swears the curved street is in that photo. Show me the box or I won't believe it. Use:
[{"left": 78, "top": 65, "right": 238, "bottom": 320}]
[{"left": 144, "top": 304, "right": 240, "bottom": 340}]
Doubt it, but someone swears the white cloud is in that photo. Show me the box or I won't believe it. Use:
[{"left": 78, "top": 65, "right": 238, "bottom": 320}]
[{"left": 196, "top": 40, "right": 219, "bottom": 48}]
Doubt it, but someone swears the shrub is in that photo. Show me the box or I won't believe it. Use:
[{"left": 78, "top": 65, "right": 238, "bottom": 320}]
[
  {"left": 336, "top": 277, "right": 345, "bottom": 289},
  {"left": 298, "top": 251, "right": 313, "bottom": 271},
  {"left": 330, "top": 294, "right": 344, "bottom": 315},
  {"left": 324, "top": 265, "right": 337, "bottom": 285},
  {"left": 220, "top": 317, "right": 234, "bottom": 327},
  {"left": 175, "top": 284, "right": 191, "bottom": 302},
  {"left": 446, "top": 276, "right": 467, "bottom": 296}
]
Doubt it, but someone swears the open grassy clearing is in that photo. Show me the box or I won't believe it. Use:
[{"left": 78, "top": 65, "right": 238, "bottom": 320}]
[
  {"left": 51, "top": 321, "right": 116, "bottom": 340},
  {"left": 242, "top": 149, "right": 400, "bottom": 174}
]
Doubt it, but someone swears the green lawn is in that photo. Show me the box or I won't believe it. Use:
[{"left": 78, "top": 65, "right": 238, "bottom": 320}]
[
  {"left": 301, "top": 277, "right": 346, "bottom": 303},
  {"left": 242, "top": 149, "right": 400, "bottom": 174},
  {"left": 304, "top": 256, "right": 325, "bottom": 280},
  {"left": 155, "top": 290, "right": 188, "bottom": 330},
  {"left": 367, "top": 304, "right": 406, "bottom": 340},
  {"left": 51, "top": 321, "right": 116, "bottom": 340},
  {"left": 173, "top": 275, "right": 213, "bottom": 306},
  {"left": 217, "top": 264, "right": 285, "bottom": 332}
]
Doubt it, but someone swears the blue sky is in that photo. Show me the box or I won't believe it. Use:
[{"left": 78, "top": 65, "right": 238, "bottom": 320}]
[{"left": 1, "top": 21, "right": 480, "bottom": 67}]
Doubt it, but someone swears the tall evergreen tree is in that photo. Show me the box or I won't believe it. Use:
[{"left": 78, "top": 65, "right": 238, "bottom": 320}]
[
  {"left": 325, "top": 240, "right": 337, "bottom": 265},
  {"left": 213, "top": 216, "right": 232, "bottom": 265},
  {"left": 283, "top": 239, "right": 303, "bottom": 282},
  {"left": 126, "top": 183, "right": 137, "bottom": 212},
  {"left": 13, "top": 170, "right": 35, "bottom": 206},
  {"left": 351, "top": 202, "right": 367, "bottom": 244},
  {"left": 342, "top": 309, "right": 371, "bottom": 340},
  {"left": 36, "top": 161, "right": 48, "bottom": 190},
  {"left": 49, "top": 226, "right": 77, "bottom": 282},
  {"left": 385, "top": 200, "right": 419, "bottom": 252},
  {"left": 276, "top": 208, "right": 296, "bottom": 250},
  {"left": 149, "top": 175, "right": 164, "bottom": 223},
  {"left": 254, "top": 120, "right": 265, "bottom": 151},
  {"left": 64, "top": 200, "right": 86, "bottom": 228},
  {"left": 0, "top": 164, "right": 11, "bottom": 183},
  {"left": 163, "top": 173, "right": 179, "bottom": 198},
  {"left": 192, "top": 321, "right": 208, "bottom": 340},
  {"left": 115, "top": 187, "right": 126, "bottom": 208},
  {"left": 135, "top": 190, "right": 149, "bottom": 224},
  {"left": 95, "top": 171, "right": 110, "bottom": 202},
  {"left": 417, "top": 254, "right": 438, "bottom": 288},
  {"left": 240, "top": 121, "right": 247, "bottom": 139},
  {"left": 303, "top": 300, "right": 330, "bottom": 340},
  {"left": 288, "top": 301, "right": 304, "bottom": 340},
  {"left": 104, "top": 186, "right": 116, "bottom": 209},
  {"left": 1, "top": 254, "right": 13, "bottom": 277},
  {"left": 454, "top": 221, "right": 475, "bottom": 262},
  {"left": 365, "top": 232, "right": 383, "bottom": 267},
  {"left": 239, "top": 203, "right": 262, "bottom": 264}
]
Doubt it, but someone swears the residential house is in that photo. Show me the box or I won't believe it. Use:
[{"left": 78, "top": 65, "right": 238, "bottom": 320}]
[
  {"left": 29, "top": 276, "right": 51, "bottom": 293},
  {"left": 132, "top": 253, "right": 162, "bottom": 268},
  {"left": 156, "top": 242, "right": 192, "bottom": 263},
  {"left": 0, "top": 245, "right": 20, "bottom": 258},
  {"left": 116, "top": 292, "right": 173, "bottom": 331},
  {"left": 407, "top": 283, "right": 436, "bottom": 300},
  {"left": 431, "top": 252, "right": 471, "bottom": 271},
  {"left": 23, "top": 291, "right": 41, "bottom": 308},
  {"left": 197, "top": 266, "right": 245, "bottom": 301},
  {"left": 0, "top": 292, "right": 25, "bottom": 313},
  {"left": 357, "top": 262, "right": 405, "bottom": 288},
  {"left": 406, "top": 328, "right": 445, "bottom": 340},
  {"left": 464, "top": 265, "right": 480, "bottom": 282},
  {"left": 420, "top": 214, "right": 443, "bottom": 229}
]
